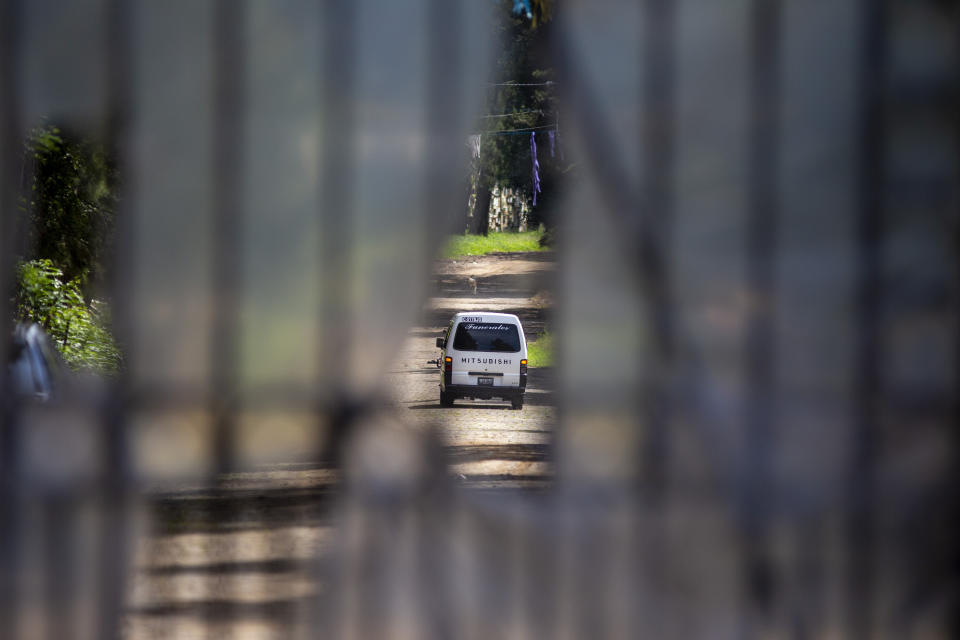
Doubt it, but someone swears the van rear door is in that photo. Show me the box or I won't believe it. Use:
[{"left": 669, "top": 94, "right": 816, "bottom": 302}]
[{"left": 448, "top": 320, "right": 523, "bottom": 388}]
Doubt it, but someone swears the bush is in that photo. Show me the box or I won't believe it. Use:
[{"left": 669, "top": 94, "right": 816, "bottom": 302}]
[
  {"left": 14, "top": 259, "right": 122, "bottom": 374},
  {"left": 441, "top": 230, "right": 549, "bottom": 258},
  {"left": 538, "top": 227, "right": 554, "bottom": 248},
  {"left": 526, "top": 331, "right": 553, "bottom": 368}
]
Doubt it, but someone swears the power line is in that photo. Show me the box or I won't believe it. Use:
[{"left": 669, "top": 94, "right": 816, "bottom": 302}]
[
  {"left": 487, "top": 81, "right": 557, "bottom": 87},
  {"left": 475, "top": 123, "right": 558, "bottom": 135},
  {"left": 480, "top": 109, "right": 542, "bottom": 119},
  {"left": 485, "top": 130, "right": 555, "bottom": 136}
]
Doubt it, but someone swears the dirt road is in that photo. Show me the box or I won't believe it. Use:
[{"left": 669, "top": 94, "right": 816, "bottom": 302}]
[
  {"left": 126, "top": 251, "right": 556, "bottom": 638},
  {"left": 388, "top": 250, "right": 556, "bottom": 485}
]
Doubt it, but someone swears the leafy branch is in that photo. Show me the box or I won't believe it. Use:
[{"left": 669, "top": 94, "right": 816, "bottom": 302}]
[{"left": 14, "top": 259, "right": 122, "bottom": 375}]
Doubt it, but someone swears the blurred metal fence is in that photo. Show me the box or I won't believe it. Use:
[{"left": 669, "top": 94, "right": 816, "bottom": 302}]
[{"left": 1, "top": 0, "right": 958, "bottom": 638}]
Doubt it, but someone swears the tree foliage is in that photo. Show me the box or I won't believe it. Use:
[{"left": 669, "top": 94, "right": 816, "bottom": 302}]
[
  {"left": 14, "top": 259, "right": 122, "bottom": 374},
  {"left": 11, "top": 125, "right": 122, "bottom": 374},
  {"left": 24, "top": 125, "right": 117, "bottom": 291},
  {"left": 471, "top": 1, "right": 568, "bottom": 233}
]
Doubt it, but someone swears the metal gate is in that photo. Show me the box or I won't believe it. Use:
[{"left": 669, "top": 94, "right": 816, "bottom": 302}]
[{"left": 1, "top": 1, "right": 957, "bottom": 638}]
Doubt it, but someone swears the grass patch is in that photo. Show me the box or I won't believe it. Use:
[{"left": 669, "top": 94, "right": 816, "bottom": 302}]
[
  {"left": 526, "top": 331, "right": 554, "bottom": 368},
  {"left": 442, "top": 230, "right": 547, "bottom": 258}
]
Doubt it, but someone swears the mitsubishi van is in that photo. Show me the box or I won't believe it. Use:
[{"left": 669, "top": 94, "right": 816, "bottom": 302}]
[{"left": 436, "top": 312, "right": 528, "bottom": 410}]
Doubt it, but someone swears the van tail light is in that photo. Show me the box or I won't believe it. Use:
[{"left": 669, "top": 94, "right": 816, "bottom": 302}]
[
  {"left": 519, "top": 359, "right": 527, "bottom": 389},
  {"left": 444, "top": 356, "right": 452, "bottom": 385}
]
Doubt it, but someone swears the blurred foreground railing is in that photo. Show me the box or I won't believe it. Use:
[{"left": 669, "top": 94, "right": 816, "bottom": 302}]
[{"left": 1, "top": 1, "right": 958, "bottom": 638}]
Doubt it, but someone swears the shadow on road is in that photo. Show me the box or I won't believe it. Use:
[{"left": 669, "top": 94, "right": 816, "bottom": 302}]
[
  {"left": 445, "top": 443, "right": 550, "bottom": 464},
  {"left": 407, "top": 402, "right": 514, "bottom": 411},
  {"left": 130, "top": 597, "right": 314, "bottom": 622},
  {"left": 432, "top": 272, "right": 553, "bottom": 299},
  {"left": 407, "top": 388, "right": 553, "bottom": 410},
  {"left": 143, "top": 559, "right": 310, "bottom": 576},
  {"left": 422, "top": 306, "right": 548, "bottom": 332},
  {"left": 149, "top": 486, "right": 339, "bottom": 534}
]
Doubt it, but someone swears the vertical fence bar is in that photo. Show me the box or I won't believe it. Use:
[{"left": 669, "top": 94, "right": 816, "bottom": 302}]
[
  {"left": 638, "top": 1, "right": 676, "bottom": 637},
  {"left": 741, "top": 0, "right": 781, "bottom": 635},
  {"left": 0, "top": 0, "right": 20, "bottom": 349},
  {"left": 422, "top": 0, "right": 460, "bottom": 637},
  {"left": 848, "top": 0, "right": 886, "bottom": 637},
  {"left": 211, "top": 0, "right": 245, "bottom": 479},
  {"left": 98, "top": 2, "right": 136, "bottom": 637},
  {"left": 553, "top": 13, "right": 678, "bottom": 633},
  {"left": 639, "top": 0, "right": 676, "bottom": 503},
  {"left": 315, "top": 1, "right": 357, "bottom": 635},
  {"left": 0, "top": 1, "right": 24, "bottom": 637},
  {"left": 209, "top": 1, "right": 246, "bottom": 634},
  {"left": 43, "top": 500, "right": 73, "bottom": 640},
  {"left": 954, "top": 11, "right": 960, "bottom": 640},
  {"left": 316, "top": 0, "right": 357, "bottom": 466},
  {"left": 424, "top": 0, "right": 462, "bottom": 249}
]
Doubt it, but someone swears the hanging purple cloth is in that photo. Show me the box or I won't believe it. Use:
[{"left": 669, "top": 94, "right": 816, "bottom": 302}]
[
  {"left": 547, "top": 130, "right": 555, "bottom": 158},
  {"left": 530, "top": 132, "right": 542, "bottom": 206}
]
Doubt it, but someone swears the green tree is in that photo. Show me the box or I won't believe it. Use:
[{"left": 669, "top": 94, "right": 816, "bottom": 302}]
[
  {"left": 14, "top": 259, "right": 122, "bottom": 374},
  {"left": 470, "top": 0, "right": 566, "bottom": 235},
  {"left": 11, "top": 125, "right": 122, "bottom": 373},
  {"left": 24, "top": 125, "right": 117, "bottom": 291}
]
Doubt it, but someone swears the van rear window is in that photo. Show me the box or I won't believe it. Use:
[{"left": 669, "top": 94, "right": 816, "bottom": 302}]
[{"left": 453, "top": 322, "right": 521, "bottom": 353}]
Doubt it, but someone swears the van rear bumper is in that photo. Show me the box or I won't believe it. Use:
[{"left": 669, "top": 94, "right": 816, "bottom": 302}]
[{"left": 444, "top": 384, "right": 524, "bottom": 400}]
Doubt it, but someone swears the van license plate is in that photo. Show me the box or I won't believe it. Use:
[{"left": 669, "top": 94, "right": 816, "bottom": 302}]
[{"left": 478, "top": 377, "right": 494, "bottom": 386}]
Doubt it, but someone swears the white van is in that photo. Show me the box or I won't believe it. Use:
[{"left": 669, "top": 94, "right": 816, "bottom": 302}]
[{"left": 436, "top": 312, "right": 528, "bottom": 410}]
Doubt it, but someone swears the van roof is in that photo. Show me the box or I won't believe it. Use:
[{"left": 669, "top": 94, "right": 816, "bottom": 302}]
[{"left": 454, "top": 311, "right": 521, "bottom": 323}]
